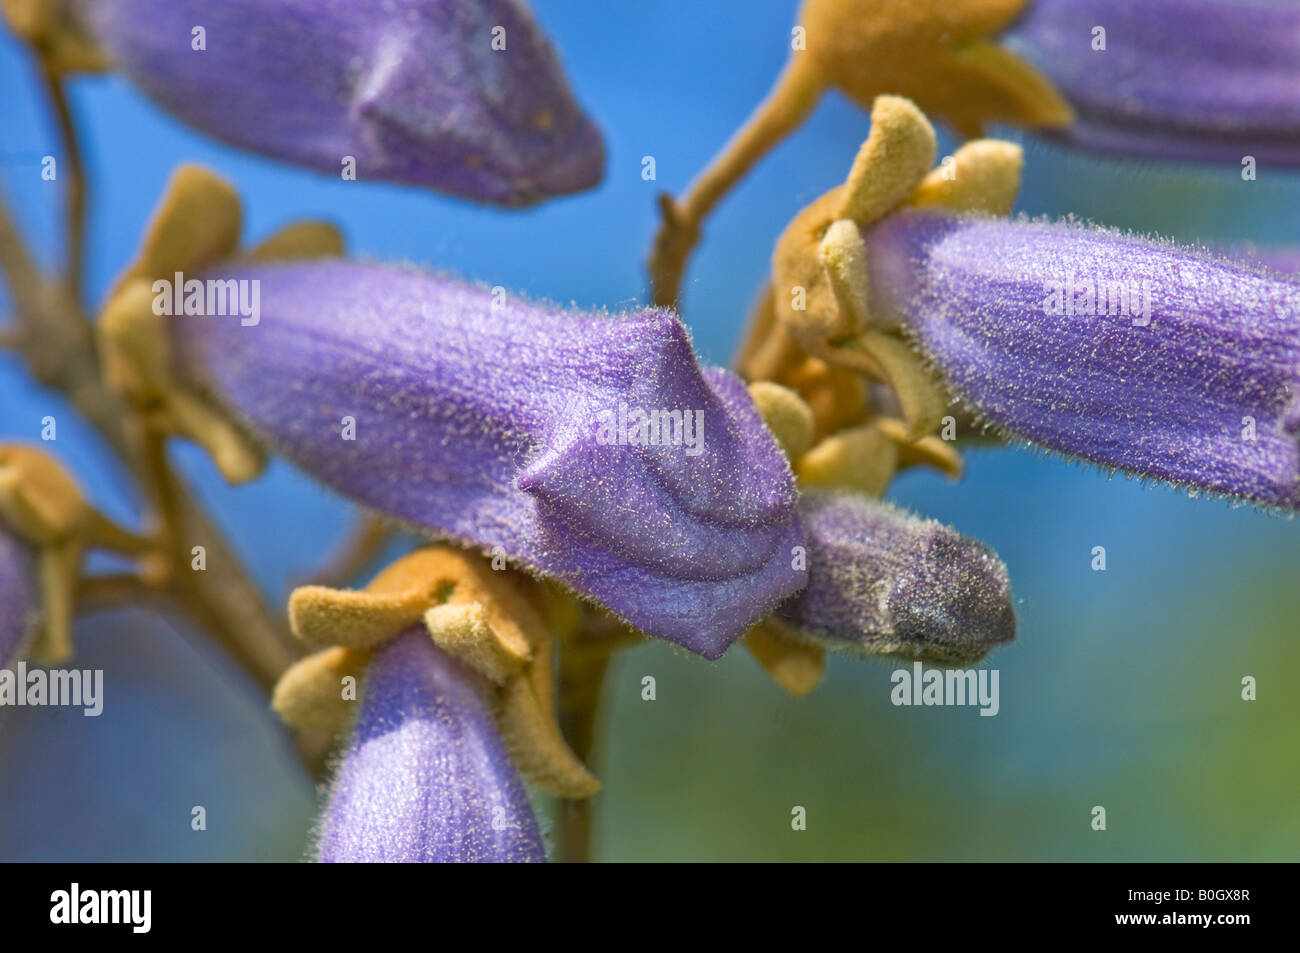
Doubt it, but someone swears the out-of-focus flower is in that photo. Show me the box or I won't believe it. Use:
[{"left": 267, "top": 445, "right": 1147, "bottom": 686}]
[
  {"left": 41, "top": 0, "right": 604, "bottom": 204},
  {"left": 96, "top": 167, "right": 805, "bottom": 659},
  {"left": 767, "top": 95, "right": 1300, "bottom": 509},
  {"left": 317, "top": 628, "right": 546, "bottom": 863},
  {"left": 649, "top": 0, "right": 1071, "bottom": 306},
  {"left": 775, "top": 492, "right": 1015, "bottom": 664},
  {"left": 1008, "top": 0, "right": 1300, "bottom": 165},
  {"left": 0, "top": 527, "right": 35, "bottom": 667}
]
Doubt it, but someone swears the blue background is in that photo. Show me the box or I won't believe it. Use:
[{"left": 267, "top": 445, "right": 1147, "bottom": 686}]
[{"left": 2, "top": 1, "right": 1299, "bottom": 860}]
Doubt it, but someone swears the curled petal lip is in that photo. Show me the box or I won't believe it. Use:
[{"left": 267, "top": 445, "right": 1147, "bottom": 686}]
[{"left": 170, "top": 261, "right": 805, "bottom": 657}]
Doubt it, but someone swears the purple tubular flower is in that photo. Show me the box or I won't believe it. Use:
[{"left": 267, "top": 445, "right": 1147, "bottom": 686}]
[
  {"left": 318, "top": 629, "right": 545, "bottom": 862},
  {"left": 170, "top": 261, "right": 804, "bottom": 658},
  {"left": 863, "top": 209, "right": 1300, "bottom": 507},
  {"left": 72, "top": 0, "right": 604, "bottom": 204},
  {"left": 778, "top": 492, "right": 1015, "bottom": 664},
  {"left": 0, "top": 529, "right": 34, "bottom": 667},
  {"left": 1008, "top": 0, "right": 1300, "bottom": 164}
]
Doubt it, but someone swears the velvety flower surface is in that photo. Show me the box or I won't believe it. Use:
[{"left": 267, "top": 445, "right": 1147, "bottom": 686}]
[
  {"left": 0, "top": 528, "right": 33, "bottom": 667},
  {"left": 1009, "top": 0, "right": 1300, "bottom": 164},
  {"left": 863, "top": 209, "right": 1300, "bottom": 507},
  {"left": 170, "top": 261, "right": 804, "bottom": 658},
  {"left": 72, "top": 0, "right": 604, "bottom": 204},
  {"left": 778, "top": 492, "right": 1015, "bottom": 663},
  {"left": 318, "top": 628, "right": 545, "bottom": 862}
]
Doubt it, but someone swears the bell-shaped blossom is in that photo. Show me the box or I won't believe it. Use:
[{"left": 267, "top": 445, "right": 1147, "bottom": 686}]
[
  {"left": 70, "top": 0, "right": 604, "bottom": 204},
  {"left": 862, "top": 208, "right": 1300, "bottom": 507},
  {"left": 1008, "top": 0, "right": 1300, "bottom": 165},
  {"left": 167, "top": 261, "right": 805, "bottom": 658},
  {"left": 318, "top": 628, "right": 546, "bottom": 862},
  {"left": 0, "top": 528, "right": 34, "bottom": 667},
  {"left": 778, "top": 492, "right": 1016, "bottom": 664}
]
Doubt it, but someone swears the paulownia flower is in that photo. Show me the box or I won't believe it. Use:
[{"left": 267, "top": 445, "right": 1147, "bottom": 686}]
[
  {"left": 32, "top": 0, "right": 604, "bottom": 204},
  {"left": 170, "top": 261, "right": 805, "bottom": 656},
  {"left": 276, "top": 546, "right": 598, "bottom": 860},
  {"left": 96, "top": 165, "right": 804, "bottom": 660},
  {"left": 775, "top": 492, "right": 1015, "bottom": 665},
  {"left": 0, "top": 527, "right": 35, "bottom": 668},
  {"left": 1008, "top": 0, "right": 1300, "bottom": 165},
  {"left": 863, "top": 211, "right": 1300, "bottom": 507},
  {"left": 318, "top": 628, "right": 546, "bottom": 863},
  {"left": 769, "top": 95, "right": 1300, "bottom": 510}
]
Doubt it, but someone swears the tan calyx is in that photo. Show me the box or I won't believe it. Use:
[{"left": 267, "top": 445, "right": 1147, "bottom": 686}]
[
  {"left": 95, "top": 164, "right": 344, "bottom": 486},
  {"left": 771, "top": 97, "right": 1023, "bottom": 432},
  {"left": 772, "top": 96, "right": 1022, "bottom": 441},
  {"left": 797, "top": 0, "right": 1072, "bottom": 139},
  {"left": 747, "top": 381, "right": 815, "bottom": 460},
  {"left": 648, "top": 0, "right": 1068, "bottom": 309},
  {"left": 275, "top": 546, "right": 600, "bottom": 799},
  {"left": 743, "top": 620, "right": 825, "bottom": 697},
  {"left": 0, "top": 444, "right": 153, "bottom": 662},
  {"left": 1, "top": 0, "right": 111, "bottom": 73}
]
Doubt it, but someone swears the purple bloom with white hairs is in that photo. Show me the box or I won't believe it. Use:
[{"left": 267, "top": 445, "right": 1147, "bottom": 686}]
[
  {"left": 170, "top": 261, "right": 804, "bottom": 658},
  {"left": 1009, "top": 0, "right": 1300, "bottom": 165},
  {"left": 779, "top": 492, "right": 1016, "bottom": 664},
  {"left": 0, "top": 528, "right": 34, "bottom": 667},
  {"left": 863, "top": 209, "right": 1300, "bottom": 507},
  {"left": 318, "top": 628, "right": 545, "bottom": 862},
  {"left": 71, "top": 0, "right": 604, "bottom": 204}
]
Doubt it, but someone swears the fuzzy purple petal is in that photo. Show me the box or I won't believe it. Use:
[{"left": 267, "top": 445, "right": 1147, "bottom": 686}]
[
  {"left": 170, "top": 261, "right": 805, "bottom": 658},
  {"left": 778, "top": 492, "right": 1015, "bottom": 663},
  {"left": 0, "top": 529, "right": 33, "bottom": 667},
  {"left": 73, "top": 0, "right": 604, "bottom": 204},
  {"left": 318, "top": 629, "right": 545, "bottom": 862},
  {"left": 864, "top": 209, "right": 1300, "bottom": 507},
  {"left": 1009, "top": 0, "right": 1300, "bottom": 165}
]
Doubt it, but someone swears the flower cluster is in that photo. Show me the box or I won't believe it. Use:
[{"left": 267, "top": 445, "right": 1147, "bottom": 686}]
[{"left": 1, "top": 0, "right": 1296, "bottom": 864}]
